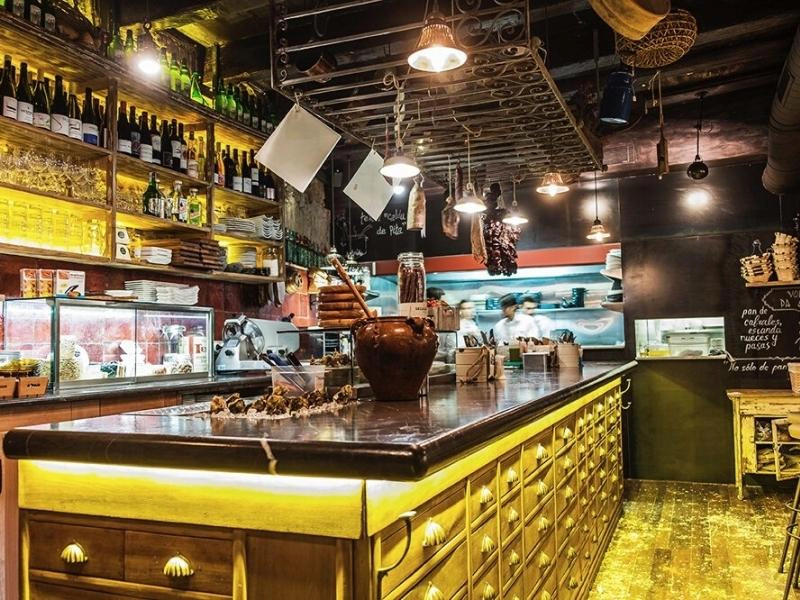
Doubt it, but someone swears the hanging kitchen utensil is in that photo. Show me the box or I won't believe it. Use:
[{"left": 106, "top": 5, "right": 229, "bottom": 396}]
[
  {"left": 442, "top": 155, "right": 460, "bottom": 239},
  {"left": 407, "top": 175, "right": 427, "bottom": 234}
]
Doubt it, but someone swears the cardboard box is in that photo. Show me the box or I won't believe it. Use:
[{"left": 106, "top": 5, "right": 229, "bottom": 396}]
[
  {"left": 55, "top": 270, "right": 85, "bottom": 296},
  {"left": 36, "top": 269, "right": 54, "bottom": 297}
]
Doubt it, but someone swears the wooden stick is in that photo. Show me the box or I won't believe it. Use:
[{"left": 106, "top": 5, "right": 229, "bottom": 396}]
[{"left": 328, "top": 257, "right": 375, "bottom": 318}]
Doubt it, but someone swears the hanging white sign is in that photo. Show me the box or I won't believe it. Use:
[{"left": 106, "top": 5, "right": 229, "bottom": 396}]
[{"left": 343, "top": 149, "right": 394, "bottom": 221}]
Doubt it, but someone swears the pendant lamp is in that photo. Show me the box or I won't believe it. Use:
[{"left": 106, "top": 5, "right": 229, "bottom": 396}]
[
  {"left": 380, "top": 152, "right": 420, "bottom": 179},
  {"left": 586, "top": 171, "right": 611, "bottom": 241},
  {"left": 536, "top": 126, "right": 569, "bottom": 196},
  {"left": 687, "top": 91, "right": 709, "bottom": 180},
  {"left": 599, "top": 70, "right": 635, "bottom": 125},
  {"left": 454, "top": 136, "right": 486, "bottom": 213},
  {"left": 136, "top": 21, "right": 160, "bottom": 76},
  {"left": 408, "top": 0, "right": 467, "bottom": 73},
  {"left": 502, "top": 180, "right": 528, "bottom": 225}
]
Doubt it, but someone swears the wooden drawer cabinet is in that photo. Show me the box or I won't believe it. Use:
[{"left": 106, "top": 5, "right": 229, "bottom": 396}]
[
  {"left": 554, "top": 417, "right": 576, "bottom": 456},
  {"left": 499, "top": 451, "right": 522, "bottom": 499},
  {"left": 380, "top": 485, "right": 466, "bottom": 594},
  {"left": 523, "top": 497, "right": 555, "bottom": 559},
  {"left": 526, "top": 529, "right": 556, "bottom": 587},
  {"left": 30, "top": 582, "right": 124, "bottom": 599},
  {"left": 469, "top": 465, "right": 498, "bottom": 527},
  {"left": 499, "top": 531, "right": 523, "bottom": 590},
  {"left": 522, "top": 431, "right": 553, "bottom": 478},
  {"left": 557, "top": 533, "right": 580, "bottom": 586},
  {"left": 500, "top": 491, "right": 522, "bottom": 544},
  {"left": 124, "top": 530, "right": 232, "bottom": 596},
  {"left": 400, "top": 541, "right": 468, "bottom": 600},
  {"left": 555, "top": 472, "right": 577, "bottom": 516},
  {"left": 28, "top": 520, "right": 125, "bottom": 580},
  {"left": 470, "top": 514, "right": 499, "bottom": 577},
  {"left": 471, "top": 558, "right": 499, "bottom": 600}
]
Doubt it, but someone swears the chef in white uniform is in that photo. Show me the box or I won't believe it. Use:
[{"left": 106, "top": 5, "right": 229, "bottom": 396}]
[
  {"left": 457, "top": 300, "right": 482, "bottom": 347},
  {"left": 493, "top": 294, "right": 539, "bottom": 343}
]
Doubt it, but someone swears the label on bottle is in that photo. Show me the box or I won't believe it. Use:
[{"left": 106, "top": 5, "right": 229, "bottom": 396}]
[
  {"left": 117, "top": 138, "right": 132, "bottom": 154},
  {"left": 267, "top": 186, "right": 276, "bottom": 200},
  {"left": 171, "top": 140, "right": 182, "bottom": 160},
  {"left": 44, "top": 12, "right": 56, "bottom": 32},
  {"left": 180, "top": 151, "right": 187, "bottom": 171},
  {"left": 11, "top": 0, "right": 24, "bottom": 17},
  {"left": 251, "top": 115, "right": 259, "bottom": 129},
  {"left": 187, "top": 159, "right": 198, "bottom": 179},
  {"left": 51, "top": 113, "right": 69, "bottom": 136},
  {"left": 189, "top": 203, "right": 202, "bottom": 226},
  {"left": 2, "top": 96, "right": 17, "bottom": 120},
  {"left": 17, "top": 101, "right": 33, "bottom": 124},
  {"left": 68, "top": 117, "right": 82, "bottom": 140},
  {"left": 179, "top": 197, "right": 188, "bottom": 222},
  {"left": 151, "top": 134, "right": 161, "bottom": 158},
  {"left": 213, "top": 172, "right": 220, "bottom": 186},
  {"left": 130, "top": 132, "right": 141, "bottom": 157},
  {"left": 233, "top": 176, "right": 243, "bottom": 192},
  {"left": 251, "top": 167, "right": 259, "bottom": 183},
  {"left": 139, "top": 143, "right": 153, "bottom": 163},
  {"left": 261, "top": 118, "right": 268, "bottom": 133},
  {"left": 82, "top": 122, "right": 99, "bottom": 145},
  {"left": 33, "top": 111, "right": 50, "bottom": 129},
  {"left": 28, "top": 5, "right": 41, "bottom": 25},
  {"left": 243, "top": 177, "right": 252, "bottom": 194}
]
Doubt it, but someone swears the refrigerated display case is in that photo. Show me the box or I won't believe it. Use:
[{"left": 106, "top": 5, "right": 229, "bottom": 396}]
[
  {"left": 634, "top": 316, "right": 726, "bottom": 359},
  {"left": 3, "top": 298, "right": 213, "bottom": 392}
]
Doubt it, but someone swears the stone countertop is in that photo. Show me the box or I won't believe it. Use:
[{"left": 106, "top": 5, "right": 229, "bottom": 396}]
[{"left": 3, "top": 362, "right": 636, "bottom": 480}]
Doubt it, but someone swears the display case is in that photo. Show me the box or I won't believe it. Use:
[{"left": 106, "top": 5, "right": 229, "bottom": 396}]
[
  {"left": 635, "top": 316, "right": 726, "bottom": 359},
  {"left": 3, "top": 298, "right": 213, "bottom": 392},
  {"left": 279, "top": 327, "right": 356, "bottom": 388}
]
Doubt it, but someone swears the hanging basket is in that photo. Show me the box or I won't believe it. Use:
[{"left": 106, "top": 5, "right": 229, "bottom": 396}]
[
  {"left": 589, "top": 0, "right": 670, "bottom": 41},
  {"left": 616, "top": 9, "right": 697, "bottom": 68}
]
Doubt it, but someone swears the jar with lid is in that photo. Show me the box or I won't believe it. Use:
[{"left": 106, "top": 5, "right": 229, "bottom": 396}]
[{"left": 397, "top": 252, "right": 426, "bottom": 304}]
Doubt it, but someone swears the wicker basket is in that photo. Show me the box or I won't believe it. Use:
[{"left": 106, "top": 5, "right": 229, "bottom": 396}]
[
  {"left": 740, "top": 253, "right": 773, "bottom": 284},
  {"left": 789, "top": 363, "right": 800, "bottom": 393},
  {"left": 589, "top": 0, "right": 670, "bottom": 41},
  {"left": 616, "top": 9, "right": 697, "bottom": 68}
]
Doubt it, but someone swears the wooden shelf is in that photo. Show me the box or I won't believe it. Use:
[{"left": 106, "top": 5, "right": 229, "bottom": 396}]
[
  {"left": 286, "top": 262, "right": 309, "bottom": 272},
  {"left": 213, "top": 186, "right": 281, "bottom": 215},
  {"left": 116, "top": 211, "right": 211, "bottom": 235},
  {"left": 0, "top": 242, "right": 109, "bottom": 265},
  {"left": 110, "top": 260, "right": 281, "bottom": 284},
  {"left": 0, "top": 115, "right": 111, "bottom": 162},
  {"left": 746, "top": 280, "right": 800, "bottom": 288},
  {"left": 0, "top": 181, "right": 109, "bottom": 213},
  {"left": 116, "top": 154, "right": 210, "bottom": 189},
  {"left": 214, "top": 231, "right": 283, "bottom": 247}
]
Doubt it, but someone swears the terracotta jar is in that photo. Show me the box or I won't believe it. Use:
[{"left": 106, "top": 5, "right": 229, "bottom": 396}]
[{"left": 352, "top": 316, "right": 438, "bottom": 401}]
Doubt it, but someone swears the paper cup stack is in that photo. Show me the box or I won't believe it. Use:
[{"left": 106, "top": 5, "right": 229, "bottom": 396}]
[{"left": 773, "top": 232, "right": 799, "bottom": 282}]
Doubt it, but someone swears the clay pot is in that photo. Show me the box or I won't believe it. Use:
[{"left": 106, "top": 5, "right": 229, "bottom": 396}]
[{"left": 352, "top": 317, "right": 438, "bottom": 402}]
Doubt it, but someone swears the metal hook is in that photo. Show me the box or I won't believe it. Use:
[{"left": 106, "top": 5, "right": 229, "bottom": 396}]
[
  {"left": 452, "top": 111, "right": 482, "bottom": 138},
  {"left": 376, "top": 511, "right": 417, "bottom": 600},
  {"left": 620, "top": 377, "right": 632, "bottom": 410}
]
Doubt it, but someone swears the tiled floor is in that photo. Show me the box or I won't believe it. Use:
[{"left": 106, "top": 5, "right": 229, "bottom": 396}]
[{"left": 590, "top": 480, "right": 799, "bottom": 599}]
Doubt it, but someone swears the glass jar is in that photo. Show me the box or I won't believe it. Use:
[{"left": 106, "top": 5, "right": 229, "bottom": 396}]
[{"left": 397, "top": 252, "right": 426, "bottom": 304}]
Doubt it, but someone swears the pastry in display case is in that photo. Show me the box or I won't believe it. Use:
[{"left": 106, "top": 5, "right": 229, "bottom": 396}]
[{"left": 3, "top": 298, "right": 213, "bottom": 392}]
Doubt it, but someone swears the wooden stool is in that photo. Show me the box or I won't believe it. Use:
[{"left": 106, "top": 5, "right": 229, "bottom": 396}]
[{"left": 781, "top": 478, "right": 800, "bottom": 599}]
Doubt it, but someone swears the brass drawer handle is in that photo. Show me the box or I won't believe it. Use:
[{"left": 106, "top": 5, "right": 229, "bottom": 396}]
[
  {"left": 582, "top": 524, "right": 590, "bottom": 534},
  {"left": 536, "top": 443, "right": 549, "bottom": 461},
  {"left": 586, "top": 412, "right": 594, "bottom": 424},
  {"left": 60, "top": 542, "right": 88, "bottom": 565},
  {"left": 536, "top": 479, "right": 549, "bottom": 497},
  {"left": 422, "top": 519, "right": 446, "bottom": 548},
  {"left": 538, "top": 551, "right": 551, "bottom": 568},
  {"left": 611, "top": 473, "right": 619, "bottom": 483},
  {"left": 506, "top": 467, "right": 519, "bottom": 485},
  {"left": 542, "top": 592, "right": 553, "bottom": 600},
  {"left": 479, "top": 485, "right": 494, "bottom": 506},
  {"left": 601, "top": 490, "right": 609, "bottom": 501},
  {"left": 480, "top": 534, "right": 496, "bottom": 555},
  {"left": 599, "top": 469, "right": 607, "bottom": 480},
  {"left": 597, "top": 424, "right": 606, "bottom": 436},
  {"left": 561, "top": 427, "right": 573, "bottom": 441},
  {"left": 163, "top": 554, "right": 194, "bottom": 579},
  {"left": 578, "top": 443, "right": 586, "bottom": 456},
  {"left": 581, "top": 496, "right": 589, "bottom": 507},
  {"left": 509, "top": 549, "right": 521, "bottom": 568},
  {"left": 481, "top": 582, "right": 497, "bottom": 600},
  {"left": 579, "top": 469, "right": 587, "bottom": 482},
  {"left": 508, "top": 506, "right": 520, "bottom": 526},
  {"left": 563, "top": 485, "right": 575, "bottom": 501},
  {"left": 612, "top": 493, "right": 619, "bottom": 503},
  {"left": 424, "top": 582, "right": 445, "bottom": 600},
  {"left": 538, "top": 516, "right": 551, "bottom": 533},
  {"left": 568, "top": 577, "right": 580, "bottom": 590},
  {"left": 564, "top": 516, "right": 576, "bottom": 531},
  {"left": 598, "top": 447, "right": 606, "bottom": 457},
  {"left": 610, "top": 454, "right": 618, "bottom": 464},
  {"left": 602, "top": 514, "right": 609, "bottom": 524},
  {"left": 576, "top": 417, "right": 585, "bottom": 431},
  {"left": 566, "top": 546, "right": 577, "bottom": 561},
  {"left": 595, "top": 403, "right": 603, "bottom": 415},
  {"left": 588, "top": 459, "right": 596, "bottom": 471},
  {"left": 562, "top": 456, "right": 574, "bottom": 471},
  {"left": 608, "top": 434, "right": 617, "bottom": 444},
  {"left": 587, "top": 434, "right": 595, "bottom": 446},
  {"left": 584, "top": 549, "right": 591, "bottom": 560}
]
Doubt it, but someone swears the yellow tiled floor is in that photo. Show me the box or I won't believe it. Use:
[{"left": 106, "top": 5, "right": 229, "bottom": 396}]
[{"left": 590, "top": 480, "right": 800, "bottom": 599}]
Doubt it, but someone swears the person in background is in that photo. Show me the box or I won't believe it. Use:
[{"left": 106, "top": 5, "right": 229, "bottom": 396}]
[
  {"left": 493, "top": 293, "right": 537, "bottom": 343},
  {"left": 427, "top": 287, "right": 456, "bottom": 363},
  {"left": 426, "top": 287, "right": 446, "bottom": 302},
  {"left": 457, "top": 299, "right": 482, "bottom": 347},
  {"left": 520, "top": 295, "right": 554, "bottom": 340}
]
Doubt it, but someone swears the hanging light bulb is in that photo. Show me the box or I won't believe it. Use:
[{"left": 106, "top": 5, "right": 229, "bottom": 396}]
[
  {"left": 381, "top": 152, "right": 420, "bottom": 179},
  {"left": 536, "top": 171, "right": 569, "bottom": 197},
  {"left": 454, "top": 135, "right": 486, "bottom": 213},
  {"left": 408, "top": 0, "right": 467, "bottom": 73},
  {"left": 135, "top": 3, "right": 160, "bottom": 78},
  {"left": 687, "top": 91, "right": 709, "bottom": 180},
  {"left": 587, "top": 171, "right": 611, "bottom": 241},
  {"left": 502, "top": 179, "right": 528, "bottom": 225},
  {"left": 391, "top": 177, "right": 405, "bottom": 195}
]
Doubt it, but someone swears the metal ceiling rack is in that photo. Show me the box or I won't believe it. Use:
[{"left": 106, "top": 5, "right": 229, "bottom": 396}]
[{"left": 272, "top": 0, "right": 601, "bottom": 184}]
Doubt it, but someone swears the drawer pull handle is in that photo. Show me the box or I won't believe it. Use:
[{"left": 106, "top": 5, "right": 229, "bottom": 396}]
[
  {"left": 60, "top": 542, "right": 88, "bottom": 565},
  {"left": 480, "top": 534, "right": 496, "bottom": 555},
  {"left": 512, "top": 596, "right": 521, "bottom": 600},
  {"left": 578, "top": 443, "right": 586, "bottom": 456},
  {"left": 562, "top": 457, "right": 574, "bottom": 471},
  {"left": 584, "top": 549, "right": 592, "bottom": 560},
  {"left": 588, "top": 459, "right": 596, "bottom": 471},
  {"left": 424, "top": 582, "right": 445, "bottom": 600},
  {"left": 601, "top": 491, "right": 609, "bottom": 501},
  {"left": 587, "top": 434, "right": 595, "bottom": 446},
  {"left": 566, "top": 546, "right": 577, "bottom": 560},
  {"left": 582, "top": 524, "right": 590, "bottom": 534},
  {"left": 590, "top": 483, "right": 597, "bottom": 494},
  {"left": 422, "top": 519, "right": 447, "bottom": 548},
  {"left": 564, "top": 485, "right": 574, "bottom": 501},
  {"left": 581, "top": 496, "right": 589, "bottom": 507},
  {"left": 536, "top": 480, "right": 549, "bottom": 497},
  {"left": 609, "top": 434, "right": 617, "bottom": 444},
  {"left": 481, "top": 582, "right": 497, "bottom": 600},
  {"left": 568, "top": 577, "right": 580, "bottom": 590},
  {"left": 602, "top": 514, "right": 609, "bottom": 523},
  {"left": 538, "top": 516, "right": 551, "bottom": 533},
  {"left": 612, "top": 493, "right": 619, "bottom": 503},
  {"left": 611, "top": 473, "right": 619, "bottom": 483},
  {"left": 599, "top": 469, "right": 607, "bottom": 480},
  {"left": 538, "top": 551, "right": 551, "bottom": 568},
  {"left": 597, "top": 425, "right": 606, "bottom": 436},
  {"left": 508, "top": 507, "right": 520, "bottom": 525},
  {"left": 163, "top": 554, "right": 194, "bottom": 579},
  {"left": 561, "top": 427, "right": 573, "bottom": 441},
  {"left": 542, "top": 592, "right": 553, "bottom": 600},
  {"left": 479, "top": 485, "right": 494, "bottom": 506},
  {"left": 536, "top": 443, "right": 549, "bottom": 461},
  {"left": 610, "top": 454, "right": 619, "bottom": 464},
  {"left": 509, "top": 549, "right": 521, "bottom": 567},
  {"left": 599, "top": 447, "right": 606, "bottom": 457},
  {"left": 506, "top": 467, "right": 519, "bottom": 485},
  {"left": 564, "top": 516, "right": 576, "bottom": 531},
  {"left": 577, "top": 417, "right": 585, "bottom": 431},
  {"left": 579, "top": 470, "right": 587, "bottom": 482}
]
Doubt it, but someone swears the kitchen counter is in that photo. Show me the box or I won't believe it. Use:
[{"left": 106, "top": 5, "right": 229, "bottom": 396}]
[{"left": 4, "top": 361, "right": 635, "bottom": 480}]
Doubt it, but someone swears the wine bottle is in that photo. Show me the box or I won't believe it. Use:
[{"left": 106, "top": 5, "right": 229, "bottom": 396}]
[
  {"left": 225, "top": 84, "right": 236, "bottom": 119},
  {"left": 93, "top": 97, "right": 106, "bottom": 147},
  {"left": 160, "top": 119, "right": 171, "bottom": 168},
  {"left": 10, "top": 0, "right": 23, "bottom": 18},
  {"left": 1, "top": 55, "right": 17, "bottom": 120},
  {"left": 32, "top": 69, "right": 50, "bottom": 129},
  {"left": 261, "top": 95, "right": 270, "bottom": 133},
  {"left": 251, "top": 95, "right": 260, "bottom": 130},
  {"left": 170, "top": 119, "right": 181, "bottom": 171},
  {"left": 81, "top": 87, "right": 98, "bottom": 145},
  {"left": 232, "top": 148, "right": 243, "bottom": 192},
  {"left": 263, "top": 168, "right": 276, "bottom": 201},
  {"left": 178, "top": 122, "right": 187, "bottom": 173},
  {"left": 109, "top": 28, "right": 124, "bottom": 63},
  {"left": 116, "top": 100, "right": 131, "bottom": 154},
  {"left": 178, "top": 181, "right": 188, "bottom": 223},
  {"left": 170, "top": 181, "right": 183, "bottom": 222},
  {"left": 50, "top": 75, "right": 68, "bottom": 135},
  {"left": 15, "top": 61, "right": 32, "bottom": 124},
  {"left": 138, "top": 111, "right": 152, "bottom": 163},
  {"left": 213, "top": 142, "right": 222, "bottom": 185},
  {"left": 223, "top": 144, "right": 233, "bottom": 188},
  {"left": 241, "top": 148, "right": 251, "bottom": 194},
  {"left": 143, "top": 172, "right": 158, "bottom": 216},
  {"left": 66, "top": 82, "right": 81, "bottom": 140},
  {"left": 233, "top": 86, "right": 243, "bottom": 122},
  {"left": 186, "top": 130, "right": 198, "bottom": 179},
  {"left": 249, "top": 150, "right": 259, "bottom": 197},
  {"left": 168, "top": 56, "right": 180, "bottom": 92},
  {"left": 214, "top": 74, "right": 225, "bottom": 114},
  {"left": 150, "top": 114, "right": 161, "bottom": 164},
  {"left": 241, "top": 87, "right": 250, "bottom": 126},
  {"left": 197, "top": 136, "right": 206, "bottom": 180},
  {"left": 129, "top": 105, "right": 140, "bottom": 157},
  {"left": 28, "top": 0, "right": 42, "bottom": 26},
  {"left": 268, "top": 103, "right": 278, "bottom": 134},
  {"left": 123, "top": 30, "right": 135, "bottom": 58},
  {"left": 179, "top": 60, "right": 190, "bottom": 96},
  {"left": 42, "top": 0, "right": 55, "bottom": 32}
]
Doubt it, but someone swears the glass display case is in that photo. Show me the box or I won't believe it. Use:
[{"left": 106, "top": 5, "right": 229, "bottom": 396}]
[
  {"left": 279, "top": 327, "right": 356, "bottom": 389},
  {"left": 634, "top": 316, "right": 726, "bottom": 359},
  {"left": 3, "top": 298, "right": 213, "bottom": 391}
]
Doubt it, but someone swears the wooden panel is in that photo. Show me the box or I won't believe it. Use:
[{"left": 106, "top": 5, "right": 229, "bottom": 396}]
[
  {"left": 521, "top": 431, "right": 553, "bottom": 479},
  {"left": 556, "top": 530, "right": 580, "bottom": 585},
  {"left": 523, "top": 497, "right": 555, "bottom": 560},
  {"left": 0, "top": 405, "right": 72, "bottom": 431},
  {"left": 499, "top": 491, "right": 522, "bottom": 545},
  {"left": 124, "top": 530, "right": 232, "bottom": 595},
  {"left": 468, "top": 465, "right": 497, "bottom": 528},
  {"left": 471, "top": 557, "right": 499, "bottom": 600},
  {"left": 28, "top": 520, "right": 124, "bottom": 579},
  {"left": 399, "top": 541, "right": 467, "bottom": 600},
  {"left": 379, "top": 485, "right": 466, "bottom": 596},
  {"left": 469, "top": 513, "right": 498, "bottom": 578},
  {"left": 246, "top": 533, "right": 343, "bottom": 600},
  {"left": 30, "top": 581, "right": 125, "bottom": 599},
  {"left": 555, "top": 444, "right": 577, "bottom": 484},
  {"left": 99, "top": 393, "right": 177, "bottom": 416},
  {"left": 560, "top": 561, "right": 583, "bottom": 600},
  {"left": 71, "top": 401, "right": 100, "bottom": 420},
  {"left": 555, "top": 472, "right": 577, "bottom": 517},
  {"left": 498, "top": 450, "right": 521, "bottom": 500},
  {"left": 499, "top": 531, "right": 523, "bottom": 592}
]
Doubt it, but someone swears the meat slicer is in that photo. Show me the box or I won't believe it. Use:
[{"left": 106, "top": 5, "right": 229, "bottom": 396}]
[{"left": 215, "top": 315, "right": 300, "bottom": 373}]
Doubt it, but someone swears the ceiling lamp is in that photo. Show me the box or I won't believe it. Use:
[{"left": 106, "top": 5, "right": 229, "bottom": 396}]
[
  {"left": 587, "top": 171, "right": 611, "bottom": 241},
  {"left": 687, "top": 91, "right": 709, "bottom": 180},
  {"left": 454, "top": 135, "right": 486, "bottom": 213},
  {"left": 136, "top": 23, "right": 160, "bottom": 76},
  {"left": 380, "top": 152, "right": 420, "bottom": 179},
  {"left": 408, "top": 0, "right": 467, "bottom": 73},
  {"left": 502, "top": 179, "right": 528, "bottom": 225},
  {"left": 536, "top": 171, "right": 569, "bottom": 197},
  {"left": 599, "top": 70, "right": 634, "bottom": 125}
]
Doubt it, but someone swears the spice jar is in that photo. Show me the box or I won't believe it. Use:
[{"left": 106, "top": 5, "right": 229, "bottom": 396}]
[{"left": 397, "top": 252, "right": 426, "bottom": 304}]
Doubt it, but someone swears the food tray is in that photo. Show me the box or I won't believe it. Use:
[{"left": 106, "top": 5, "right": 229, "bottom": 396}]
[{"left": 16, "top": 376, "right": 48, "bottom": 398}]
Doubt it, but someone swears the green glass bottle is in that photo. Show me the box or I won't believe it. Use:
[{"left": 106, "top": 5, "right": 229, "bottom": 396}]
[
  {"left": 233, "top": 85, "right": 243, "bottom": 122},
  {"left": 123, "top": 30, "right": 135, "bottom": 58},
  {"left": 214, "top": 75, "right": 225, "bottom": 114},
  {"left": 189, "top": 71, "right": 203, "bottom": 104},
  {"left": 143, "top": 171, "right": 159, "bottom": 216},
  {"left": 158, "top": 48, "right": 169, "bottom": 87},
  {"left": 168, "top": 56, "right": 180, "bottom": 92},
  {"left": 225, "top": 84, "right": 236, "bottom": 119},
  {"left": 179, "top": 60, "right": 191, "bottom": 96}
]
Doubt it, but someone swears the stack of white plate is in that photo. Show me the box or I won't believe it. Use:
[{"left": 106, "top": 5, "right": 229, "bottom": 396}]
[
  {"left": 139, "top": 247, "right": 173, "bottom": 266},
  {"left": 219, "top": 218, "right": 257, "bottom": 236},
  {"left": 226, "top": 246, "right": 258, "bottom": 268},
  {"left": 124, "top": 280, "right": 158, "bottom": 302},
  {"left": 156, "top": 284, "right": 199, "bottom": 305}
]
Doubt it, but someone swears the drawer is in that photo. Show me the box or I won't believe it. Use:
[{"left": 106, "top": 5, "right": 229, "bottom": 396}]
[
  {"left": 556, "top": 445, "right": 577, "bottom": 482},
  {"left": 606, "top": 429, "right": 620, "bottom": 451},
  {"left": 595, "top": 420, "right": 607, "bottom": 441},
  {"left": 523, "top": 497, "right": 555, "bottom": 559},
  {"left": 556, "top": 532, "right": 580, "bottom": 585},
  {"left": 499, "top": 450, "right": 522, "bottom": 498},
  {"left": 472, "top": 558, "right": 500, "bottom": 600},
  {"left": 505, "top": 570, "right": 524, "bottom": 600},
  {"left": 381, "top": 485, "right": 466, "bottom": 594},
  {"left": 522, "top": 430, "right": 553, "bottom": 478},
  {"left": 470, "top": 510, "right": 499, "bottom": 576},
  {"left": 28, "top": 520, "right": 124, "bottom": 580},
  {"left": 500, "top": 490, "right": 523, "bottom": 544},
  {"left": 30, "top": 582, "right": 125, "bottom": 599},
  {"left": 524, "top": 533, "right": 556, "bottom": 598},
  {"left": 124, "top": 530, "right": 232, "bottom": 595},
  {"left": 469, "top": 464, "right": 498, "bottom": 526},
  {"left": 555, "top": 504, "right": 579, "bottom": 550},
  {"left": 593, "top": 400, "right": 605, "bottom": 421},
  {"left": 561, "top": 561, "right": 583, "bottom": 600},
  {"left": 554, "top": 417, "right": 576, "bottom": 456},
  {"left": 401, "top": 540, "right": 468, "bottom": 600},
  {"left": 555, "top": 472, "right": 577, "bottom": 515},
  {"left": 499, "top": 531, "right": 524, "bottom": 590},
  {"left": 579, "top": 535, "right": 594, "bottom": 579},
  {"left": 576, "top": 438, "right": 589, "bottom": 462},
  {"left": 574, "top": 413, "right": 588, "bottom": 438},
  {"left": 523, "top": 462, "right": 555, "bottom": 516}
]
